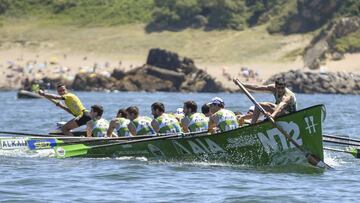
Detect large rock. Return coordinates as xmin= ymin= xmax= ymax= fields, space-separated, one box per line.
xmin=303 ymin=17 xmax=360 ymax=69
xmin=266 ymin=70 xmax=360 ymax=94
xmin=67 ymin=49 xmax=228 ymax=92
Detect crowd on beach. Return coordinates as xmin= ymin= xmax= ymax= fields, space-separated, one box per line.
xmin=1 ymin=53 xmax=136 ymax=89
xmin=222 ymin=66 xmax=263 ymax=84
xmin=39 ymin=77 xmax=297 ymax=138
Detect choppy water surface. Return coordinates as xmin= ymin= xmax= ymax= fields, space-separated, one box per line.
xmin=0 ymin=91 xmax=360 ymax=202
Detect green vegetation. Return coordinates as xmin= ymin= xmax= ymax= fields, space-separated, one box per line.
xmin=0 ymin=0 xmax=154 ymax=26
xmin=335 ymin=31 xmax=360 ymax=53
xmin=0 ymin=0 xmax=358 ymax=32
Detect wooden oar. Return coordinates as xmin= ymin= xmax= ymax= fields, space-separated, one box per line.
xmin=324 ymin=134 xmax=360 ymax=144
xmin=54 ymin=133 xmax=183 ymax=158
xmin=57 ymin=135 xmax=154 ymax=145
xmin=233 ymin=78 xmax=331 ymax=169
xmin=323 ymin=138 xmax=360 ymax=147
xmin=44 ymin=97 xmax=74 ymax=116
xmin=324 ymin=147 xmax=360 ymax=158
xmin=0 ymin=131 xmax=62 ymax=137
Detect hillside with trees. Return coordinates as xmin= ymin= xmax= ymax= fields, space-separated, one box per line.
xmin=0 ymin=0 xmax=359 ymax=69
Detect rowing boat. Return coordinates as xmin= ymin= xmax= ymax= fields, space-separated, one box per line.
xmin=54 ymin=105 xmax=326 ymax=166
xmin=0 ymin=105 xmax=326 ymax=167
xmin=17 ymin=90 xmax=43 ymax=99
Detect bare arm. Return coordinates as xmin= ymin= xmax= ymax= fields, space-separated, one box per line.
xmin=107 ymin=120 xmax=116 ymax=137
xmin=242 ymin=83 xmax=275 ymax=93
xmin=128 ymin=123 xmax=137 ymax=136
xmin=38 ymin=90 xmax=63 ymax=100
xmin=180 ymin=118 xmax=189 ymax=133
xmin=38 ymin=90 xmax=73 ymax=115
xmin=271 ymin=95 xmax=292 ymax=117
xmin=86 ymin=121 xmax=93 ymax=137
xmin=151 ymin=119 xmax=160 ymax=133
xmin=208 ymin=116 xmax=217 ymax=134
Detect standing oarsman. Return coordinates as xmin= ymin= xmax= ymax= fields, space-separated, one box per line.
xmin=126 ymin=106 xmax=155 ymax=136
xmin=238 ymin=77 xmax=297 ymax=124
xmin=151 ymin=102 xmax=182 ymax=134
xmin=86 ymin=105 xmax=109 ymax=137
xmin=208 ymin=97 xmax=238 ymax=133
xmin=181 ymin=101 xmax=208 ymax=133
xmin=39 ymin=84 xmax=91 ymax=136
xmin=107 ymin=108 xmax=131 ymax=137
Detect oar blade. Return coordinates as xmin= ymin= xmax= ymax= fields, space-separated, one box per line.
xmin=346 ymin=147 xmax=360 ymax=158
xmin=54 ymin=144 xmax=90 ymax=158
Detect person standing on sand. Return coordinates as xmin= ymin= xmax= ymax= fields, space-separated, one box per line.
xmin=236 ymin=77 xmax=297 ymax=124
xmin=39 ymin=84 xmax=91 ymax=136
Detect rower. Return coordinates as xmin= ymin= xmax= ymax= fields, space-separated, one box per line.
xmin=39 ymin=84 xmax=91 ymax=136
xmin=151 ymin=102 xmax=182 ymax=134
xmin=107 ymin=108 xmax=130 ymax=137
xmin=201 ymin=103 xmax=212 ymax=118
xmin=208 ymin=97 xmax=238 ymax=133
xmin=173 ymin=108 xmax=185 ymax=122
xmin=126 ymin=106 xmax=155 ymax=136
xmin=181 ymin=101 xmax=208 ymax=133
xmin=240 ymin=77 xmax=297 ymax=124
xmin=86 ymin=105 xmax=109 ymax=137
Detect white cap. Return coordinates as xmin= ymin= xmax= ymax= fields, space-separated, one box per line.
xmin=210 ymin=97 xmax=224 ymax=105
xmin=176 ymin=108 xmax=183 ymax=114
xmin=248 ymin=106 xmax=255 ymax=111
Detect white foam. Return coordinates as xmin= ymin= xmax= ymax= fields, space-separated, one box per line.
xmin=0 ymin=148 xmax=54 ymax=158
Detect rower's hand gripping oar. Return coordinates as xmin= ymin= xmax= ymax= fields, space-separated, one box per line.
xmin=233 ymin=78 xmax=331 ymax=169
xmin=38 ymin=90 xmax=74 ymax=116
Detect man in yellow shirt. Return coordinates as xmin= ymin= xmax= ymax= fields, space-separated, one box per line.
xmin=39 ymin=84 xmax=91 ymax=136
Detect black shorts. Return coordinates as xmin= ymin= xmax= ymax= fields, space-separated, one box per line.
xmin=75 ymin=111 xmax=91 ymax=126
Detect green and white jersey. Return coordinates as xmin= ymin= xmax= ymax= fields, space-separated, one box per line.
xmin=114 ymin=117 xmax=130 ymax=137
xmin=183 ymin=113 xmax=208 ymax=133
xmin=155 ymin=113 xmax=182 ymax=134
xmin=132 ymin=116 xmax=155 ymax=135
xmin=213 ymin=109 xmax=239 ymax=132
xmin=92 ymin=118 xmax=110 ymax=137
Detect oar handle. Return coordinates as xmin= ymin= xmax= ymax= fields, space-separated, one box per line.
xmin=39 ymin=91 xmax=74 ymax=116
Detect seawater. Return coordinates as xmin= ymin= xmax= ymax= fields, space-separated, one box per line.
xmin=0 ymin=91 xmax=360 ymax=202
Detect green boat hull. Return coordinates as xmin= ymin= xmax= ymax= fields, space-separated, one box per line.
xmin=64 ymin=105 xmax=325 ymax=166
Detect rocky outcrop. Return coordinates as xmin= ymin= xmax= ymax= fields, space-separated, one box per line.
xmin=67 ymin=48 xmax=227 ymax=92
xmin=283 ymin=0 xmax=343 ymax=34
xmin=303 ymin=17 xmax=360 ymax=69
xmin=266 ymin=69 xmax=360 ymax=94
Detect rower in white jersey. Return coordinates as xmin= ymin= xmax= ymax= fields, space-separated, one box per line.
xmin=208 ymin=97 xmax=239 ymax=133
xmin=151 ymin=102 xmax=182 ymax=134
xmin=86 ymin=105 xmax=109 ymax=137
xmin=181 ymin=100 xmax=208 ymax=133
xmin=107 ymin=108 xmax=131 ymax=137
xmin=126 ymin=106 xmax=155 ymax=136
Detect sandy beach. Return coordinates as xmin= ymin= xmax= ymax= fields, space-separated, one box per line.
xmin=1 ymin=47 xmax=359 ymax=90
